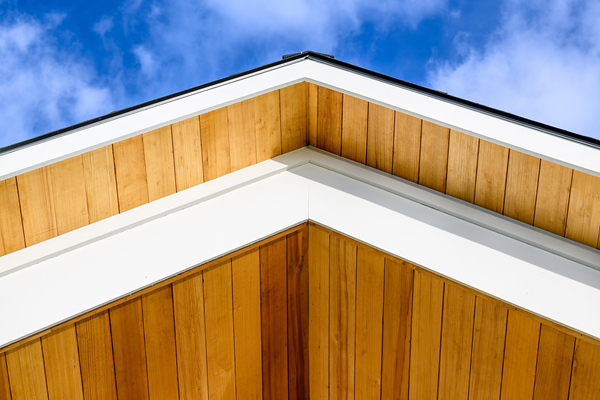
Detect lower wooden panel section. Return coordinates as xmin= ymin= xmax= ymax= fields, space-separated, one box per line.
xmin=2 ymin=223 xmax=599 ymax=400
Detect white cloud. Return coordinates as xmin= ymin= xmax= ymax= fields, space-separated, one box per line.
xmin=427 ymin=0 xmax=600 ymax=138
xmin=0 ymin=14 xmax=114 ymax=147
xmin=93 ymin=16 xmax=114 ymax=37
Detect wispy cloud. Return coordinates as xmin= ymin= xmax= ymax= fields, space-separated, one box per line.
xmin=427 ymin=0 xmax=600 ymax=138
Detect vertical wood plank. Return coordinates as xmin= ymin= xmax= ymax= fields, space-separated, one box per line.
xmin=503 ymin=150 xmax=541 ymax=224
xmin=355 ymin=246 xmax=385 ymax=400
xmin=329 ymin=236 xmax=357 ymax=400
xmin=532 ymin=325 xmax=575 ymax=400
xmin=381 ymin=259 xmax=413 ymax=400
xmin=255 ymin=91 xmax=282 ymax=163
xmin=0 ymin=177 xmax=25 ymax=256
xmin=287 ymin=227 xmax=309 ymax=400
xmin=173 ymin=272 xmax=209 ymax=400
xmin=5 ymin=340 xmax=48 ymax=400
xmin=143 ymin=126 xmax=177 ymax=202
xmin=260 ymin=237 xmax=288 ymax=400
xmin=17 ymin=166 xmax=57 ymax=246
xmin=565 ymin=170 xmax=600 ymax=247
xmin=50 ymin=155 xmax=89 ymax=234
xmin=500 ymin=311 xmax=541 ymax=400
xmin=341 ymin=94 xmax=368 ymax=164
xmin=232 ymin=249 xmax=263 ymax=400
xmin=281 ymin=82 xmax=308 ymax=153
xmin=393 ymin=112 xmax=422 ymax=183
xmin=76 ymin=311 xmax=118 ymax=400
xmin=474 ymin=140 xmax=509 ymax=213
xmin=468 ymin=297 xmax=508 ymax=400
xmin=308 ymin=225 xmax=330 ymax=400
xmin=228 ymin=98 xmax=257 ymax=171
xmin=0 ymin=353 xmax=10 ymax=400
xmin=446 ymin=130 xmax=479 ymax=203
xmin=200 ymin=107 xmax=231 ymax=181
xmin=568 ymin=338 xmax=600 ymax=400
xmin=533 ymin=160 xmax=573 ymax=236
xmin=409 ymin=270 xmax=444 ymax=400
xmin=82 ymin=146 xmax=119 ymax=223
xmin=438 ymin=285 xmax=476 ymax=400
xmin=203 ymin=261 xmax=236 ymax=400
xmin=366 ymin=103 xmax=395 ymax=174
xmin=172 ymin=116 xmax=204 ymax=191
xmin=142 ymin=285 xmax=179 ymax=399
xmin=308 ymin=83 xmax=318 ymax=147
xmin=317 ymin=87 xmax=343 ymax=155
xmin=419 ymin=120 xmax=449 ymax=192
xmin=113 ymin=136 xmax=149 ymax=212
xmin=41 ymin=324 xmax=84 ymax=400
xmin=110 ymin=297 xmax=149 ymax=400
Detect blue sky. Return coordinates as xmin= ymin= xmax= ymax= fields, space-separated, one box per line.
xmin=1 ymin=0 xmax=599 ymax=147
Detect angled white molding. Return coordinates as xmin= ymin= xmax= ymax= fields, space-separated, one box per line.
xmin=1 ymin=148 xmax=600 ymax=350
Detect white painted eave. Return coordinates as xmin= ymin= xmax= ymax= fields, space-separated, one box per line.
xmin=1 ymin=148 xmax=599 ymax=349
xmin=2 ymin=58 xmax=600 ymax=181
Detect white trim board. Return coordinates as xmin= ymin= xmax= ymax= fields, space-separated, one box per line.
xmin=1 ymin=147 xmax=599 ymax=349
xmin=2 ymin=58 xmax=600 ymax=181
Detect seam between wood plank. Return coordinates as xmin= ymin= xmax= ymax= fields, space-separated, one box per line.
xmin=378 ymin=259 xmax=387 ymax=400
xmin=466 ymin=296 xmax=477 ymax=400
xmin=562 ymin=169 xmax=574 ymax=238
xmin=38 ymin=339 xmax=51 ymax=399
xmin=140 ymin=292 xmax=151 ymax=399
xmin=417 ymin=120 xmax=423 ymax=184
xmin=14 ymin=177 xmax=27 ymax=254
xmin=201 ymin=271 xmax=211 ymax=398
xmin=497 ymin=310 xmax=510 ymax=400
xmin=107 ymin=306 xmax=119 ymax=399
xmin=530 ymin=157 xmax=543 ymax=227
xmin=500 ymin=150 xmax=511 ymax=215
xmin=229 ymin=262 xmax=239 ymax=400
xmin=169 ymin=283 xmax=182 ymax=400
xmin=435 ymin=282 xmax=446 ymax=400
xmin=530 ymin=321 xmax=543 ymax=400
xmin=565 ymin=338 xmax=577 ymax=400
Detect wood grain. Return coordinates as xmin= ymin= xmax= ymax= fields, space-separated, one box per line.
xmin=534 ymin=160 xmax=573 ymax=236
xmin=255 ymin=91 xmax=282 ymax=162
xmin=5 ymin=340 xmax=48 ymax=400
xmin=203 ymin=261 xmax=236 ymax=400
xmin=503 ymin=150 xmax=541 ymax=224
xmin=565 ymin=170 xmax=600 ymax=247
xmin=0 ymin=177 xmax=25 ymax=256
xmin=419 ymin=120 xmax=449 ymax=192
xmin=142 ymin=285 xmax=179 ymax=399
xmin=172 ymin=272 xmax=209 ymax=400
xmin=500 ymin=311 xmax=541 ymax=400
xmin=171 ymin=116 xmax=204 ymax=191
xmin=113 ymin=135 xmax=149 ymax=212
xmin=200 ymin=107 xmax=231 ymax=181
xmin=329 ymin=235 xmax=357 ymax=400
xmin=317 ymin=86 xmax=343 ymax=155
xmin=532 ymin=325 xmax=575 ymax=400
xmin=341 ymin=94 xmax=368 ymax=164
xmin=228 ymin=98 xmax=257 ymax=172
xmin=355 ymin=246 xmax=385 ymax=400
xmin=446 ymin=130 xmax=479 ymax=203
xmin=232 ymin=249 xmax=263 ymax=400
xmin=366 ymin=103 xmax=395 ymax=174
xmin=569 ymin=338 xmax=600 ymax=400
xmin=41 ymin=324 xmax=84 ymax=400
xmin=17 ymin=166 xmax=57 ymax=246
xmin=281 ymin=82 xmax=307 ymax=153
xmin=393 ymin=112 xmax=422 ymax=183
xmin=49 ymin=155 xmax=89 ymax=234
xmin=381 ymin=259 xmax=413 ymax=400
xmin=109 ymin=297 xmax=149 ymax=400
xmin=82 ymin=145 xmax=119 ymax=223
xmin=143 ymin=126 xmax=177 ymax=201
xmin=0 ymin=352 xmax=10 ymax=400
xmin=474 ymin=140 xmax=509 ymax=213
xmin=308 ymin=83 xmax=318 ymax=147
xmin=75 ymin=311 xmax=118 ymax=400
xmin=308 ymin=224 xmax=330 ymax=400
xmin=409 ymin=270 xmax=444 ymax=400
xmin=287 ymin=227 xmax=309 ymax=400
xmin=468 ymin=297 xmax=508 ymax=400
xmin=438 ymin=285 xmax=476 ymax=400
xmin=260 ymin=237 xmax=288 ymax=400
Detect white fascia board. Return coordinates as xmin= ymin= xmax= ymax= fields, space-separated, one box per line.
xmin=303 ymin=59 xmax=600 ymax=177
xmin=1 ymin=148 xmax=600 ymax=348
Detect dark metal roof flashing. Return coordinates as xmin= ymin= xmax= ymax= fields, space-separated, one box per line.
xmin=1 ymin=50 xmax=599 ymax=156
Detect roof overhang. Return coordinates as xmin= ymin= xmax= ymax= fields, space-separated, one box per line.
xmin=2 ymin=147 xmax=599 ymax=349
